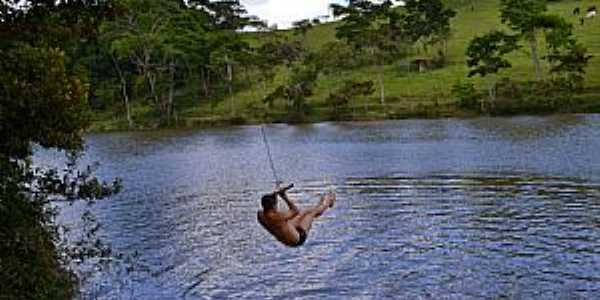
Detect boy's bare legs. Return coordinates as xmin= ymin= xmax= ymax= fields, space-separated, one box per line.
xmin=289 ymin=192 xmax=336 ymax=233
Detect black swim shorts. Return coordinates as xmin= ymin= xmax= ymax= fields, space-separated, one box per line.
xmin=293 ymin=227 xmax=307 ymax=247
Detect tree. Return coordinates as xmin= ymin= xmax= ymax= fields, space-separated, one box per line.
xmin=466 ymin=31 xmax=520 ymax=108
xmin=499 ymin=0 xmax=548 ymax=81
xmin=327 ymin=80 xmax=375 ymax=119
xmin=0 ymin=0 xmax=115 ymax=48
xmin=314 ymin=41 xmax=357 ymax=73
xmin=208 ymin=34 xmax=252 ymax=115
xmin=101 ymin=0 xmax=209 ymax=125
xmin=1 ymin=4 xmax=121 ymax=297
xmin=331 ymin=0 xmax=392 ymax=51
xmin=547 ymin=42 xmax=592 ymax=90
xmin=190 ymin=0 xmax=263 ymax=116
xmin=292 ymin=19 xmax=313 ymax=37
xmin=190 ymin=0 xmax=263 ymax=30
xmin=466 ymin=6 xmax=591 ymax=112
xmin=99 ymin=35 xmax=135 ymax=128
xmin=332 ymin=0 xmax=455 ymax=105
xmin=292 ymin=18 xmax=321 ymax=43
xmin=543 ymin=17 xmax=592 ymax=90
xmin=264 ymin=60 xmax=320 ymax=120
xmin=402 ymin=0 xmax=457 ymax=54
xmin=467 ymin=31 xmax=520 ymax=78
xmin=102 ymin=0 xmax=173 ymax=123
xmin=162 ymin=5 xmax=213 ymax=123
xmin=253 ymin=38 xmax=304 ymax=100
xmin=471 ymin=0 xmax=591 ymax=88
xmin=332 ymin=0 xmax=399 ymax=105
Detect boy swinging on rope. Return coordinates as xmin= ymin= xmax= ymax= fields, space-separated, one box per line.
xmin=257 ymin=184 xmax=336 ymax=247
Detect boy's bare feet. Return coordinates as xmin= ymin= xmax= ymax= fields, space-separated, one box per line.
xmin=326 ymin=191 xmax=336 ymax=208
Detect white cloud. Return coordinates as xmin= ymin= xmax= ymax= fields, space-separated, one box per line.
xmin=241 ymin=0 xmax=345 ymax=29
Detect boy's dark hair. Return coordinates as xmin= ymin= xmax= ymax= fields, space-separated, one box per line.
xmin=261 ymin=193 xmax=277 ymax=210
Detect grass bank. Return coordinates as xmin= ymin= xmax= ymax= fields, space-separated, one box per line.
xmin=90 ymin=0 xmax=600 ymax=132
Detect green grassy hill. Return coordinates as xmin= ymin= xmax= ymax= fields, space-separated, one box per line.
xmin=92 ymin=0 xmax=600 ymax=130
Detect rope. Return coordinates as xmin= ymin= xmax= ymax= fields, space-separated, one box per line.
xmin=260 ymin=126 xmax=281 ymax=187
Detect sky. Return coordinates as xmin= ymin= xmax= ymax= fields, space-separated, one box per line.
xmin=240 ymin=0 xmax=405 ymax=29
xmin=240 ymin=0 xmax=346 ymax=29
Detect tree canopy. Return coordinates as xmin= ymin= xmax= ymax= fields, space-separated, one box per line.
xmin=467 ymin=0 xmax=591 ymax=86
xmin=1 ymin=1 xmax=121 ymax=298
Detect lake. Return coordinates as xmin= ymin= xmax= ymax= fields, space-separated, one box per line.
xmin=47 ymin=115 xmax=600 ymax=299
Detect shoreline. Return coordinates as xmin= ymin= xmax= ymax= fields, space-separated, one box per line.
xmin=88 ymin=106 xmax=600 ymax=134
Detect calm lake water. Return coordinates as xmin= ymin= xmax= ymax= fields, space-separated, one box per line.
xmin=46 ymin=115 xmax=600 ymax=299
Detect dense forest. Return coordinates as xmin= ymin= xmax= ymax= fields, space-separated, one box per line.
xmin=0 ymin=0 xmax=597 ymax=298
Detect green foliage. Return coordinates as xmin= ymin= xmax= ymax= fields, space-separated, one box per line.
xmin=452 ymin=77 xmax=576 ymax=115
xmin=0 ymin=46 xmax=121 ymax=299
xmin=100 ymin=0 xmax=189 ymax=124
xmin=467 ymin=0 xmax=591 ymax=100
xmin=331 ymin=0 xmax=456 ymax=104
xmin=292 ymin=19 xmax=315 ymax=38
xmin=451 ymin=81 xmax=481 ymax=108
xmin=255 ymin=38 xmax=305 ymax=67
xmin=542 ymin=16 xmax=593 ymax=90
xmin=499 ymin=0 xmax=549 ymax=80
xmin=42 ymin=0 xmax=600 ymax=129
xmin=1 ymin=155 xmax=121 ymax=300
xmin=330 ymin=0 xmax=392 ymax=50
xmin=189 ymin=0 xmax=263 ymax=30
xmin=313 ymin=41 xmax=359 ymax=74
xmin=331 ymin=0 xmax=416 ymax=57
xmin=542 ymin=14 xmax=574 ymax=50
xmin=1 ymin=2 xmax=122 ymax=298
xmin=98 ymin=0 xmax=264 ymax=124
xmin=499 ymin=0 xmax=547 ymax=33
xmin=0 ymin=184 xmax=77 ymax=300
xmin=257 ymin=34 xmax=317 ymax=121
xmin=327 ymin=80 xmax=375 ymax=118
xmin=466 ymin=31 xmax=520 ymax=77
xmin=0 ymin=46 xmax=89 ymax=159
xmin=547 ymin=42 xmax=592 ymax=90
xmin=264 ymin=61 xmax=320 ymax=120
xmin=402 ymin=0 xmax=457 ymax=47
xmin=0 ymin=0 xmax=115 ymax=48
xmin=490 ymin=78 xmax=575 ymax=114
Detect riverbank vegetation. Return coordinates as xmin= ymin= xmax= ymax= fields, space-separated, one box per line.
xmin=85 ymin=0 xmax=598 ymax=131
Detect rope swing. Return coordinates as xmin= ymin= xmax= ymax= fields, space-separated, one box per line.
xmin=260 ymin=126 xmax=282 ymax=187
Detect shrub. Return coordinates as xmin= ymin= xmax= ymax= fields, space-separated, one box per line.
xmin=451 ymin=81 xmax=481 ymax=109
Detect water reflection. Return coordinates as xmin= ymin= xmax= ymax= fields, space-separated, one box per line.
xmin=466 ymin=114 xmax=588 ymax=141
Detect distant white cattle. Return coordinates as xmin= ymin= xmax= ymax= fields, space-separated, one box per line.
xmin=587 ymin=6 xmax=597 ymax=18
